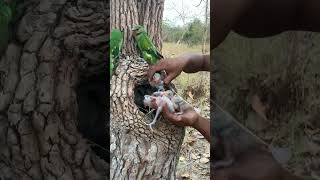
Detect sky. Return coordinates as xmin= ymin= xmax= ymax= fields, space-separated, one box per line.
xmin=163 ymin=0 xmax=209 ymax=27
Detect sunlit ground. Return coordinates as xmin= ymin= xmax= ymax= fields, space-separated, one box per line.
xmin=162 ymin=42 xmax=210 ymax=179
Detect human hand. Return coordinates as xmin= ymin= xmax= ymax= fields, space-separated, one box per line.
xmin=146 ymin=98 xmax=198 ymax=126
xmin=148 ymin=98 xmax=210 ymax=140
xmin=147 ymin=57 xmax=188 ymax=85
xmin=148 ymin=54 xmax=209 ymax=85
xmin=161 ymin=104 xmax=199 ymax=127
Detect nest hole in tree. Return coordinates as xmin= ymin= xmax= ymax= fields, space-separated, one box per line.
xmin=76 ymin=73 xmax=109 ymax=162
xmin=134 ymin=80 xmax=158 ymax=114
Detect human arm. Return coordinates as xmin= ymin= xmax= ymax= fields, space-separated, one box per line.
xmin=161 ymin=105 xmax=210 ymax=141
xmin=193 ymin=115 xmax=210 ymax=141
xmin=212 ymin=0 xmax=252 ymax=48
xmin=147 ymin=54 xmax=210 ymax=85
xmin=213 ymin=148 xmax=303 ymax=180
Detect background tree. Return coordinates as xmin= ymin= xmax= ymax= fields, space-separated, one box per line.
xmin=0 ymin=0 xmax=109 ymax=179
xmin=162 ymin=21 xmax=184 ymax=43
xmin=183 ymin=19 xmax=205 ymax=46
xmin=110 ymin=0 xmax=186 ymax=179
xmin=200 ymin=0 xmax=209 ymax=53
xmin=162 ymin=20 xmax=209 ymax=46
xmin=163 ymin=0 xmax=209 ymax=48
xmin=169 ymin=1 xmax=189 ymax=45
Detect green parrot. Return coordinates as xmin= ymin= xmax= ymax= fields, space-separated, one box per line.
xmin=110 ymin=29 xmax=123 ymax=76
xmin=132 ymin=25 xmax=163 ymax=65
xmin=0 ymin=0 xmax=13 ymax=54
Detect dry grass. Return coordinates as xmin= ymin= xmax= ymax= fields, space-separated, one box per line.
xmin=162 ymin=42 xmax=211 ymax=179
xmin=162 ymin=42 xmax=210 ymax=58
xmin=162 ymin=42 xmax=210 ymax=111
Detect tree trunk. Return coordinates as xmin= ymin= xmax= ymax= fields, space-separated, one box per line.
xmin=176 ymin=29 xmax=187 ymax=45
xmin=110 ymin=57 xmax=185 ymax=180
xmin=202 ymin=0 xmax=209 ymax=54
xmin=0 ymin=0 xmax=108 ymax=180
xmin=110 ymin=0 xmax=185 ymax=179
xmin=111 ymin=0 xmax=164 ymax=55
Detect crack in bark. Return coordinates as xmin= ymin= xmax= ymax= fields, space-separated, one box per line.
xmin=111 ymin=56 xmax=185 ymax=179
xmin=0 ymin=0 xmax=109 ymax=179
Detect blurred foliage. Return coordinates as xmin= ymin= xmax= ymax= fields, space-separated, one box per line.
xmin=162 ymin=21 xmax=184 ymax=43
xmin=183 ymin=19 xmax=205 ymax=45
xmin=162 ymin=18 xmax=209 ymax=46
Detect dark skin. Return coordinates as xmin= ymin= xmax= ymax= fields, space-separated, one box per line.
xmin=212 ymin=4 xmax=320 ymax=178
xmin=213 ymin=149 xmax=304 ymax=180
xmin=147 ymin=54 xmax=210 ymax=141
xmin=212 ymin=0 xmax=320 ymax=48
xmin=148 ymin=55 xmax=303 ymax=180
xmin=149 ymin=1 xmax=320 ymax=179
xmin=148 ymin=57 xmax=299 ymax=180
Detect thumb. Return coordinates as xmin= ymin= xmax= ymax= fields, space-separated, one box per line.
xmin=162 ymin=105 xmax=181 ymax=122
xmin=163 ymin=73 xmax=176 ymax=85
xmin=148 ymin=64 xmax=163 ymax=82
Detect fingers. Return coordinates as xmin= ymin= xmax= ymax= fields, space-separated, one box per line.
xmin=147 ymin=59 xmax=181 ymax=85
xmin=163 ymin=73 xmax=176 ymax=85
xmin=147 ymin=61 xmax=165 ymax=82
xmin=162 ymin=105 xmax=182 ymax=122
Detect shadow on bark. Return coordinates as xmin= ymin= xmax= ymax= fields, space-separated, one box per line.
xmin=76 ymin=73 xmax=109 ymax=162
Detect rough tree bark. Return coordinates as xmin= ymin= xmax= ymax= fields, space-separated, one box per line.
xmin=111 ymin=0 xmax=164 ymax=55
xmin=110 ymin=0 xmax=185 ymax=179
xmin=0 ymin=0 xmax=108 ymax=180
xmin=110 ymin=57 xmax=185 ymax=179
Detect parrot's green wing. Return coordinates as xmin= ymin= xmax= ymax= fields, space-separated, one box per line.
xmin=110 ymin=29 xmax=123 ymax=76
xmin=133 ymin=25 xmax=163 ymax=65
xmin=0 ymin=0 xmax=13 ymax=54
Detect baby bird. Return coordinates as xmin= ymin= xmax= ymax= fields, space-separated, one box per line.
xmin=143 ymin=94 xmax=175 ymax=131
xmin=149 ymin=72 xmax=165 ymax=91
